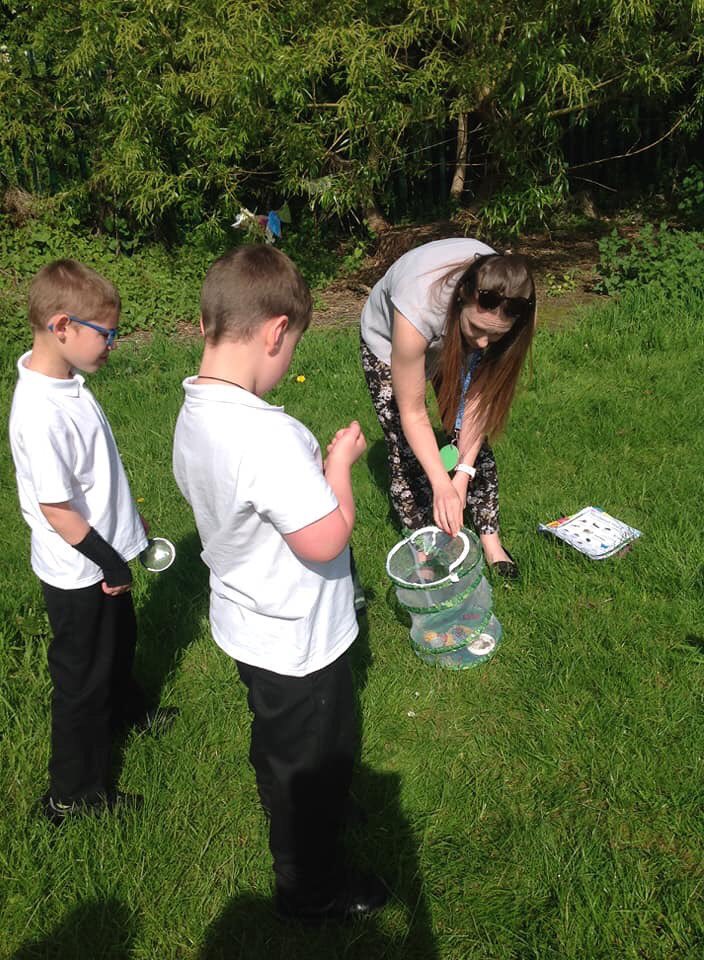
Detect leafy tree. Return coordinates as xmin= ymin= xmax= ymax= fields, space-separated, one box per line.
xmin=1 ymin=0 xmax=702 ymax=236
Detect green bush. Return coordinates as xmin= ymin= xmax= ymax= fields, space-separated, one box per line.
xmin=0 ymin=213 xmax=352 ymax=343
xmin=677 ymin=164 xmax=704 ymax=227
xmin=594 ymin=223 xmax=704 ymax=299
xmin=0 ymin=214 xmax=216 ymax=342
xmin=3 ymin=1 xmax=702 ymax=235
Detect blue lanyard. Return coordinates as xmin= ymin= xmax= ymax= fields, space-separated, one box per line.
xmin=454 ymin=350 xmax=483 ymax=434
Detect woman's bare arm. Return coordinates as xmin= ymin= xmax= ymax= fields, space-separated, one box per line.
xmin=391 ymin=311 xmax=463 ymax=534
xmin=451 ymin=387 xmax=489 ymax=501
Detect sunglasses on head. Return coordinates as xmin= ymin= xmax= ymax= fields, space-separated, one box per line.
xmin=475 ymin=289 xmax=535 ymax=322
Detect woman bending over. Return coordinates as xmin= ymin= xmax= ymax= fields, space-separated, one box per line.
xmin=360 ymin=238 xmax=536 ymax=578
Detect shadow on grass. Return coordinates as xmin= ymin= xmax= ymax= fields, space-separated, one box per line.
xmin=366 ymin=438 xmax=400 ymax=532
xmin=111 ymin=530 xmax=207 ymax=779
xmin=349 ymin=609 xmax=373 ymax=703
xmin=198 ymin=590 xmax=436 ymax=958
xmin=135 ymin=528 xmax=207 ymax=707
xmin=199 ymin=766 xmax=438 ymax=960
xmin=365 ymin=427 xmax=452 ymax=536
xmin=683 ymin=634 xmax=704 ymax=653
xmin=10 ymin=898 xmax=135 ymax=960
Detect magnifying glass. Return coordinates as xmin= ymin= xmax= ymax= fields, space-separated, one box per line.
xmin=139 ymin=537 xmax=176 ymax=573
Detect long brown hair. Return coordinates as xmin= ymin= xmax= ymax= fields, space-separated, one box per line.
xmin=435 ymin=253 xmax=536 ymax=437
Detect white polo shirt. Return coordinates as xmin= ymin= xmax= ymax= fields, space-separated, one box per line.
xmin=8 ymin=352 xmax=148 ymax=589
xmin=360 ymin=237 xmax=495 ymax=367
xmin=173 ymin=379 xmax=358 ymax=677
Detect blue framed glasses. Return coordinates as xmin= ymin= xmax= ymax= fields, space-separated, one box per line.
xmin=67 ymin=315 xmax=119 ymax=347
xmin=49 ymin=315 xmax=120 ymax=346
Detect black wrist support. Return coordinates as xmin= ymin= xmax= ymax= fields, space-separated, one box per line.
xmin=73 ymin=528 xmax=132 ymax=587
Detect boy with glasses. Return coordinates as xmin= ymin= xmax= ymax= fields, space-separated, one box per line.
xmin=8 ymin=259 xmax=161 ymax=824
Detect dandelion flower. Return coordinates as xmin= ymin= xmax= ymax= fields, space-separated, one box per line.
xmin=296 ymin=375 xmax=306 ymax=383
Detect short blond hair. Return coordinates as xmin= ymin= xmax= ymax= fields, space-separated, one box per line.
xmin=200 ymin=245 xmax=312 ymax=344
xmin=28 ymin=259 xmax=121 ymax=331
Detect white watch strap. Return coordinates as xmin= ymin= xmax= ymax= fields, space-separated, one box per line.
xmin=455 ymin=463 xmax=477 ymax=479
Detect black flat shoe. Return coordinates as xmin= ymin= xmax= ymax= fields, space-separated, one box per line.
xmin=490 ymin=549 xmax=519 ymax=580
xmin=276 ymin=872 xmax=389 ymax=924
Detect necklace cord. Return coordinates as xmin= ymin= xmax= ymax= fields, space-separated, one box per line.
xmin=197 ymin=374 xmax=248 ymax=390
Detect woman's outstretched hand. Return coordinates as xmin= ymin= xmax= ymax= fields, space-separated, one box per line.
xmin=432 ymin=477 xmax=464 ymax=537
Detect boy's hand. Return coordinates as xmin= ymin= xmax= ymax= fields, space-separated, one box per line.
xmin=102 ymin=581 xmax=131 ymax=597
xmin=325 ymin=421 xmax=367 ymax=469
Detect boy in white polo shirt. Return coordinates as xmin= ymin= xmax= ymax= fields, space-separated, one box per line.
xmin=9 ymin=259 xmax=154 ymax=825
xmin=173 ymin=245 xmax=388 ymax=923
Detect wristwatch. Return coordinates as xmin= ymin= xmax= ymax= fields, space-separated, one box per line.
xmin=455 ymin=463 xmax=477 ymax=479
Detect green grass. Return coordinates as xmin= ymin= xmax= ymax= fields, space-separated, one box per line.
xmin=1 ymin=284 xmax=703 ymax=960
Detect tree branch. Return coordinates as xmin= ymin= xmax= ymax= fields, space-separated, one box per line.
xmin=567 ymin=110 xmax=690 ymax=170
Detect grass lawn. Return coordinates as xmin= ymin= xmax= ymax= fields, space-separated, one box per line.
xmin=1 ymin=283 xmax=703 ymax=959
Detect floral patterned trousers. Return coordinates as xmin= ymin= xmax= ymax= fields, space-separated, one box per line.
xmin=361 ymin=338 xmax=500 ymax=535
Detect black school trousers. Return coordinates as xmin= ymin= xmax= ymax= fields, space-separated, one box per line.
xmin=41 ymin=580 xmax=146 ymax=803
xmin=236 ymin=649 xmax=357 ymax=903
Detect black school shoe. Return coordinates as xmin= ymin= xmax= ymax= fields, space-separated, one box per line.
xmin=352 ymin=570 xmax=366 ymax=614
xmin=276 ymin=872 xmax=389 ymax=924
xmin=40 ymin=790 xmax=143 ymax=826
